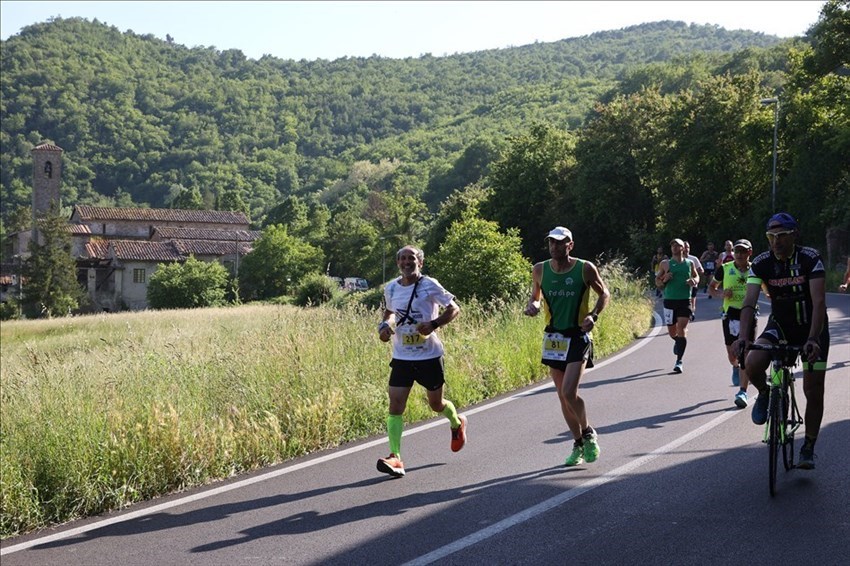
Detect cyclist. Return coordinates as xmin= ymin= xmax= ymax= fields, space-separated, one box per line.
xmin=376 ymin=245 xmax=466 ymax=478
xmin=525 ymin=226 xmax=610 ymax=467
xmin=708 ymin=239 xmax=756 ymax=406
xmin=735 ymin=213 xmax=829 ymax=470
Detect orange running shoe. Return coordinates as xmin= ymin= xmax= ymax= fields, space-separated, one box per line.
xmin=451 ymin=414 xmax=467 ymax=452
xmin=376 ymin=454 xmax=405 ymax=477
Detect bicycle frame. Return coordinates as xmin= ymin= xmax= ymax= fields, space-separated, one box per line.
xmin=745 ymin=342 xmax=804 ymax=496
xmin=762 ymin=359 xmax=803 ymax=447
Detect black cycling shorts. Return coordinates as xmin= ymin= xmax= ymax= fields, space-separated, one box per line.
xmin=759 ymin=317 xmax=830 ymax=372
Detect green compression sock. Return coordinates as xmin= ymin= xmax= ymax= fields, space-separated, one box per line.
xmin=441 ymin=401 xmax=461 ymax=428
xmin=387 ymin=414 xmax=403 ymax=456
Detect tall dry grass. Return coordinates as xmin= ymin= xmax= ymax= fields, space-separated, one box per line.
xmin=1 ymin=263 xmax=652 ymax=538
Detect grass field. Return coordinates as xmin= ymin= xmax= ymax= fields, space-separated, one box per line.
xmin=0 ymin=264 xmax=653 ymax=538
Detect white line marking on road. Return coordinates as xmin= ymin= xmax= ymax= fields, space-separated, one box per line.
xmin=2 ymin=312 xmax=665 ymax=556
xmin=402 ymin=406 xmax=743 ymax=566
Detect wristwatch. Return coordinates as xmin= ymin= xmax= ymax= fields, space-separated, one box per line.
xmin=590 ymin=312 xmax=598 ymax=322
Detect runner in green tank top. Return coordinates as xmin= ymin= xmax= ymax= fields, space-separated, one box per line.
xmin=656 ymin=238 xmax=699 ymax=373
xmin=525 ymin=226 xmax=610 ymax=467
xmin=709 ymin=239 xmax=756 ymax=408
xmin=541 ymin=259 xmax=594 ymax=330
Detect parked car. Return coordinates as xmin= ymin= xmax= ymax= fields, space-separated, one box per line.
xmin=343 ymin=277 xmax=369 ymax=292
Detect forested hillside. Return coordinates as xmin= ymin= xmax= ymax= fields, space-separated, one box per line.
xmin=1 ymin=17 xmax=782 ymax=219
xmin=2 ymin=5 xmax=847 ymax=287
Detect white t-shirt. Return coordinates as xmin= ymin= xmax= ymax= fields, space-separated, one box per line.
xmin=687 ymin=254 xmax=704 ymax=274
xmin=384 ymin=276 xmax=455 ymax=360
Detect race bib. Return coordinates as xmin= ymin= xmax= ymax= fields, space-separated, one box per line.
xmin=398 ymin=325 xmax=426 ymax=352
xmin=663 ymin=307 xmax=675 ymax=326
xmin=728 ymin=319 xmax=741 ymax=337
xmin=705 ymin=261 xmax=715 ymax=271
xmin=542 ymin=332 xmax=571 ymax=361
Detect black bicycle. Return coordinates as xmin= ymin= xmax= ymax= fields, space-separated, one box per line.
xmin=743 ymin=343 xmax=804 ymax=496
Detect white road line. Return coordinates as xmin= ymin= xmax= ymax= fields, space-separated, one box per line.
xmin=403 ymin=407 xmax=742 ymax=566
xmin=2 ymin=312 xmax=665 ymax=556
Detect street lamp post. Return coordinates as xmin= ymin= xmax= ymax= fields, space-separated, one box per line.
xmin=760 ymin=97 xmax=779 ymax=212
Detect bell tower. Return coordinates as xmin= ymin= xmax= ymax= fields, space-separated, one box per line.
xmin=32 ymin=142 xmax=63 ymax=218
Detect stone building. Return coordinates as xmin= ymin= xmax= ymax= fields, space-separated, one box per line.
xmin=1 ymin=142 xmax=260 ymax=311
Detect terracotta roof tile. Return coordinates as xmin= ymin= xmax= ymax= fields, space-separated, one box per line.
xmin=84 ymin=240 xmax=184 ymax=262
xmin=83 ymin=240 xmax=110 ymax=259
xmin=173 ymin=240 xmax=253 ymax=256
xmin=67 ymin=224 xmax=92 ymax=235
xmin=151 ymin=226 xmax=261 ymax=241
xmin=74 ymin=205 xmax=249 ymax=225
xmin=32 ymin=143 xmax=63 ymax=152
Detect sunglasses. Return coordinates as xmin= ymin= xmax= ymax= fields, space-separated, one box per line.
xmin=765 ymin=230 xmax=794 ymax=240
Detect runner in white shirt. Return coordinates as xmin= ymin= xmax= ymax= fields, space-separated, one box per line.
xmin=375 ymin=245 xmax=466 ymax=478
xmin=683 ymin=241 xmax=705 ymax=320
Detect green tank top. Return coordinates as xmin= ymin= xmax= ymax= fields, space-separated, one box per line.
xmin=720 ymin=262 xmax=749 ymax=311
xmin=663 ymin=258 xmax=693 ymax=300
xmin=542 ymin=259 xmax=592 ymax=331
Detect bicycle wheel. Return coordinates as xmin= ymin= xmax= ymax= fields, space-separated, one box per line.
xmin=768 ymin=390 xmax=780 ymax=496
xmin=781 ymin=373 xmax=795 ymax=471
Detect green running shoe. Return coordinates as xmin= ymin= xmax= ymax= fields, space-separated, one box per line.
xmin=582 ymin=430 xmax=601 ymax=463
xmin=564 ymin=441 xmax=585 ymax=467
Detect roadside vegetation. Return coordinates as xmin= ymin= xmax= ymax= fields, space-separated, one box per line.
xmin=0 ymin=261 xmax=652 ymax=538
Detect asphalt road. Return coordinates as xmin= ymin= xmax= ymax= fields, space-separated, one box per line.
xmin=3 ymin=292 xmax=848 ymax=565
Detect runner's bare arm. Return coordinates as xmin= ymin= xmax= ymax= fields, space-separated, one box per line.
xmin=525 ymin=262 xmax=544 ymax=316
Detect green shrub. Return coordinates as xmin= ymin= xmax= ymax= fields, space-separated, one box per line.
xmin=429 ymin=215 xmax=531 ymax=305
xmin=147 ymin=256 xmax=229 ymax=309
xmin=294 ymin=274 xmax=343 ymax=306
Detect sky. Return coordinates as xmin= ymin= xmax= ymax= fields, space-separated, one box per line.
xmin=0 ymin=1 xmax=825 ymax=61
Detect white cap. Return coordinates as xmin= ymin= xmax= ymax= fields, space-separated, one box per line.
xmin=546 ymin=226 xmax=572 ymax=241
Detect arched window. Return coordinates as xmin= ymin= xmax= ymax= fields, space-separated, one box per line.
xmin=44 ymin=161 xmax=53 ymax=178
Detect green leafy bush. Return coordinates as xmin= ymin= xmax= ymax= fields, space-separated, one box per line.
xmin=294 ymin=274 xmax=343 ymax=306
xmin=147 ymin=256 xmax=229 ymax=309
xmin=429 ymin=215 xmax=531 ymax=305
xmin=238 ymin=225 xmax=324 ymax=300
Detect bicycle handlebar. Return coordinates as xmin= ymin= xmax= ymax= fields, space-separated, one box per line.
xmin=745 ymin=343 xmax=804 ymax=353
xmin=739 ymin=342 xmax=804 ymax=370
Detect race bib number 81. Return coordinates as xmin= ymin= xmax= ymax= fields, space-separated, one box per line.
xmin=542 ymin=332 xmax=570 ymax=361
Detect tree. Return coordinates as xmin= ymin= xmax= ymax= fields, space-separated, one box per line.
xmin=218 ymin=188 xmax=250 ymax=217
xmin=429 ymin=214 xmax=530 ymax=304
xmin=22 ymin=208 xmax=84 ymax=317
xmin=486 ymin=123 xmax=577 ymax=261
xmin=238 ymin=225 xmax=324 ymax=299
xmin=147 ymin=256 xmax=229 ymax=309
xmin=323 ymin=209 xmax=380 ymax=281
xmin=803 ymin=0 xmax=850 ymax=77
xmin=424 ymin=182 xmax=492 ymax=256
xmin=572 ymin=90 xmax=666 ymax=262
xmin=170 ymin=186 xmax=204 ymax=210
xmin=263 ymin=195 xmax=310 ymax=234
